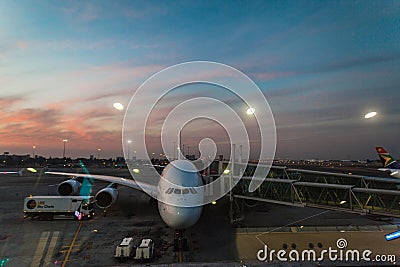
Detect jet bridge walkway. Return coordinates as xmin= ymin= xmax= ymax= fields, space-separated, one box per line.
xmin=207 ymin=161 xmax=400 ymax=223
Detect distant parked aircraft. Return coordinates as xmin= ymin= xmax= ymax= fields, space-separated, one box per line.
xmin=376 ymin=147 xmax=400 ymax=179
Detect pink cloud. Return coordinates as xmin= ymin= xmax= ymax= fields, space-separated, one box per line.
xmin=0 ymin=104 xmax=123 ymax=157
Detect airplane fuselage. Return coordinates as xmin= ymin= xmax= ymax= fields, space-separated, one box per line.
xmin=157 ymin=160 xmax=204 ymax=229
xmin=378 ymin=168 xmax=400 ymax=179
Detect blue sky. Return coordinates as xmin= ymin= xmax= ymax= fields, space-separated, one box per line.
xmin=0 ymin=1 xmax=399 ymax=159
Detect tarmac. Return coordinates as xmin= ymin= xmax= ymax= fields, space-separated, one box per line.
xmin=1 ymin=168 xmax=400 ymax=266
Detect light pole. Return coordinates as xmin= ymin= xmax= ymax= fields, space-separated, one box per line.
xmin=62 ymin=139 xmax=68 ymax=158
xmin=32 ymin=145 xmax=36 ymax=158
xmin=97 ymin=148 xmax=101 ymax=159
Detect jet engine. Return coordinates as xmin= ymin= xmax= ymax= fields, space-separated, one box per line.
xmin=95 ymin=184 xmax=118 ymax=209
xmin=58 ymin=179 xmax=81 ymax=196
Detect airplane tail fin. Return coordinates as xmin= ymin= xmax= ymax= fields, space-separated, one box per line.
xmin=376 ymin=147 xmax=400 ymax=169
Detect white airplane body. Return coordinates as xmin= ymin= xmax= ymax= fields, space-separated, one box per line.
xmin=378 ymin=168 xmax=400 ymax=179
xmin=47 ymin=160 xmax=204 ymax=230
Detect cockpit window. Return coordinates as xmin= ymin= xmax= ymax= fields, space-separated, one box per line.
xmin=165 ymin=188 xmax=174 ymax=194
xmin=174 ymin=188 xmax=181 ymax=194
xmin=182 ymin=189 xmax=189 ymax=194
xmin=189 ymin=188 xmax=197 ymax=194
xmin=165 ymin=187 xmax=197 ymax=194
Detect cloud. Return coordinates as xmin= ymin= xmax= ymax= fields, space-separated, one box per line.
xmin=0 ymin=60 xmax=167 ymax=157
xmin=122 ymin=2 xmax=168 ymax=19
xmin=248 ymin=71 xmax=294 ymax=81
xmin=57 ymin=1 xmax=169 ymax=22
xmin=0 ymin=104 xmax=123 ymax=156
xmin=59 ymin=2 xmax=101 ymax=22
xmin=0 ymin=96 xmax=24 ymax=108
xmin=308 ymin=53 xmax=400 ymax=74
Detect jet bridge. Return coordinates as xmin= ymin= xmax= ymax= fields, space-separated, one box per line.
xmin=206 ymin=161 xmax=400 ymax=223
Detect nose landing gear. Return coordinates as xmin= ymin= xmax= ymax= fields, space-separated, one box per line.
xmin=173 ymin=229 xmax=188 ymax=252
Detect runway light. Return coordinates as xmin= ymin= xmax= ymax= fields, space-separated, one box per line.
xmin=364 ymin=111 xmax=377 ymax=119
xmin=223 ymin=169 xmax=230 ymax=175
xmin=113 ymin=102 xmax=124 ymax=111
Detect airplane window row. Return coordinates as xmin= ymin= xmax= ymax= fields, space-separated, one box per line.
xmin=165 ymin=187 xmax=197 ymax=194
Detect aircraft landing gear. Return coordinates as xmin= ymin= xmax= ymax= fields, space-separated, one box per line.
xmin=173 ymin=229 xmax=189 ymax=252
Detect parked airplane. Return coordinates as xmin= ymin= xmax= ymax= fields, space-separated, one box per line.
xmin=376 ymin=147 xmax=400 ymax=179
xmin=46 ymin=159 xmax=204 ymax=250
xmin=44 ymin=147 xmax=400 ymax=248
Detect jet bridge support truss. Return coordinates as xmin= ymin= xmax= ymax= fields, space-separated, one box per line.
xmin=213 ymin=162 xmax=400 ymax=222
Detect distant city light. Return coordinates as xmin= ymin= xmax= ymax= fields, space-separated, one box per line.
xmin=246 ymin=107 xmax=255 ymax=115
xmin=364 ymin=111 xmax=377 ymax=119
xmin=113 ymin=102 xmax=124 ymax=110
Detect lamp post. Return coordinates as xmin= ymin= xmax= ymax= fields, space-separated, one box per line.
xmin=97 ymin=148 xmax=101 ymax=159
xmin=32 ymin=145 xmax=36 ymax=158
xmin=62 ymin=139 xmax=68 ymax=158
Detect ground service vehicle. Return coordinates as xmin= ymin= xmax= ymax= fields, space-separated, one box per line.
xmin=134 ymin=238 xmax=154 ymax=261
xmin=23 ymin=195 xmax=95 ymax=220
xmin=114 ymin=237 xmax=135 ymax=262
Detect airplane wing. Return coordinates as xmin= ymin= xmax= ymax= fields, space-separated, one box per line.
xmin=45 ymin=171 xmax=159 ymax=199
xmin=1 ymin=169 xmax=23 ymax=176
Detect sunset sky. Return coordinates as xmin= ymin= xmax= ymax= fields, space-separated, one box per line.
xmin=1 ymin=1 xmax=399 ymax=160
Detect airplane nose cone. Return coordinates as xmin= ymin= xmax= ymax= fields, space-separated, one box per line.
xmin=172 ymin=207 xmax=201 ymax=229
xmin=160 ymin=204 xmax=202 ymax=229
